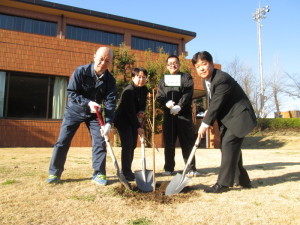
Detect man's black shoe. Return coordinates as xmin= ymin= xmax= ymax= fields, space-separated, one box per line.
xmin=241 ymin=183 xmax=253 ymax=189
xmin=124 ymin=173 xmax=135 ymax=181
xmin=204 ymin=183 xmax=229 ymax=193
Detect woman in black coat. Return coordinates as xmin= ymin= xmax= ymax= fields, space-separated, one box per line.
xmin=113 ymin=68 xmax=148 ymax=181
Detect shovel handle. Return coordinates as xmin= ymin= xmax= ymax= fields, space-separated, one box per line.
xmin=140 ymin=136 xmax=146 ymax=168
xmin=95 ymin=106 xmax=105 ymax=126
xmin=182 ymin=136 xmax=201 ymax=176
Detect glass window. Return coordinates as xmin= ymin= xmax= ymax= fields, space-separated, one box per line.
xmin=2 ymin=72 xmax=68 ymax=119
xmin=66 ymin=25 xmax=123 ymax=46
xmin=0 ymin=72 xmax=6 ymax=117
xmin=131 ymin=36 xmax=178 ymax=55
xmin=7 ymin=73 xmax=50 ymax=118
xmin=0 ymin=13 xmax=57 ymax=36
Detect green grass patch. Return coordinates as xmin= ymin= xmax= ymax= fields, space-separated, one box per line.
xmin=127 ymin=218 xmax=152 ymax=225
xmin=2 ymin=179 xmax=17 ymax=185
xmin=70 ymin=195 xmax=96 ymax=201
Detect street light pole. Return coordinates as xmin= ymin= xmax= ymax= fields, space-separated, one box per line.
xmin=252 ymin=4 xmax=270 ymax=118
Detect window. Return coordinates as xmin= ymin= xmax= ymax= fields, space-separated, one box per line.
xmin=131 ymin=36 xmax=178 ymax=55
xmin=0 ymin=72 xmax=68 ymax=119
xmin=0 ymin=13 xmax=57 ymax=36
xmin=66 ymin=25 xmax=123 ymax=46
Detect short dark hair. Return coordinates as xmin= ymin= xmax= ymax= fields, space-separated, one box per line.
xmin=166 ymin=55 xmax=180 ymax=64
xmin=191 ymin=51 xmax=213 ymax=65
xmin=131 ymin=67 xmax=148 ymax=77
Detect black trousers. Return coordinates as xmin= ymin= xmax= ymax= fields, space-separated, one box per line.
xmin=163 ymin=114 xmax=196 ymax=172
xmin=117 ymin=125 xmax=138 ymax=175
xmin=218 ymin=126 xmax=251 ymax=187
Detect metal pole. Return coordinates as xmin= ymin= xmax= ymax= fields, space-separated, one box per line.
xmin=257 ymin=17 xmax=265 ymax=118
xmin=152 ymin=89 xmax=156 ymax=192
xmin=253 ymin=5 xmax=270 ymax=118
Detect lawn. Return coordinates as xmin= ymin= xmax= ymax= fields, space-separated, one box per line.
xmin=0 ymin=136 xmax=300 ymax=224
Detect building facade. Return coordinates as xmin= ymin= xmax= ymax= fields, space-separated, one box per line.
xmin=0 ymin=0 xmax=220 ymax=148
xmin=275 ymin=110 xmax=300 ymax=118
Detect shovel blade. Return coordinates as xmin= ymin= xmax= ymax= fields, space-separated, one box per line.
xmin=117 ymin=171 xmax=131 ymax=190
xmin=165 ymin=173 xmax=191 ymax=196
xmin=134 ymin=170 xmax=153 ymax=192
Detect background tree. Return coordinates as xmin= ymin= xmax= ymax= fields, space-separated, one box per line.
xmin=112 ymin=43 xmax=136 ymax=84
xmin=143 ymin=48 xmax=168 ymax=90
xmin=283 ymin=72 xmax=300 ymax=98
xmin=224 ymin=57 xmax=262 ymax=116
xmin=266 ymin=57 xmax=283 ymax=118
xmin=142 ymin=48 xmax=168 ymax=144
xmin=178 ymin=52 xmax=191 ymax=74
xmin=111 ymin=43 xmax=136 ymax=146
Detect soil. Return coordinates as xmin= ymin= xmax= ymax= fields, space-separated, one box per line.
xmin=113 ymin=181 xmax=195 ymax=205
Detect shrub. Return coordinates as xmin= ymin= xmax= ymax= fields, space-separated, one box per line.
xmin=255 ymin=118 xmax=300 ymax=131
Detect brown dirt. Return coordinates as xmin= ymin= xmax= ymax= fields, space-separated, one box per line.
xmin=113 ymin=181 xmax=195 ymax=205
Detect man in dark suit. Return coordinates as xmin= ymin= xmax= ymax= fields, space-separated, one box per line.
xmin=192 ymin=51 xmax=257 ymax=193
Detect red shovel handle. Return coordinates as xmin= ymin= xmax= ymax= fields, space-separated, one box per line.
xmin=94 ymin=106 xmax=104 ymax=126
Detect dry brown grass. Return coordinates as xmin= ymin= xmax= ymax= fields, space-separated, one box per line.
xmin=0 ymin=135 xmax=300 ymax=225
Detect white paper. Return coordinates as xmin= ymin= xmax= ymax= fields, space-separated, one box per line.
xmin=164 ymin=74 xmax=181 ymax=87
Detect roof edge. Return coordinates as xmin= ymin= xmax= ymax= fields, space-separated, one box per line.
xmin=10 ymin=0 xmax=196 ymax=38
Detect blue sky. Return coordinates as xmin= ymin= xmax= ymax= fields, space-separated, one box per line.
xmin=49 ymin=0 xmax=299 ymax=113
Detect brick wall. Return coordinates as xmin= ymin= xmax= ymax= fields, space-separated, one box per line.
xmin=0 ymin=29 xmax=99 ymax=76
xmin=0 ymin=119 xmax=164 ymax=148
xmin=0 ymin=119 xmax=88 ymax=147
xmin=0 ymin=5 xmax=221 ymax=148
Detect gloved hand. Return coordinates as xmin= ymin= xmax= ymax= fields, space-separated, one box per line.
xmin=100 ymin=123 xmax=111 ymax=137
xmin=170 ymin=105 xmax=181 ymax=115
xmin=138 ymin=128 xmax=145 ymax=137
xmin=165 ymin=100 xmax=175 ymax=109
xmin=88 ymin=101 xmax=101 ymax=113
xmin=137 ymin=111 xmax=145 ymax=124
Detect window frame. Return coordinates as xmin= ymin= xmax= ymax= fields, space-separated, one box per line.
xmin=131 ymin=36 xmax=178 ymax=55
xmin=2 ymin=71 xmax=68 ymax=120
xmin=0 ymin=13 xmax=57 ymax=37
xmin=66 ymin=24 xmax=124 ymax=46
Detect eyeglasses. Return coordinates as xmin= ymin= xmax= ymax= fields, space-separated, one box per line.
xmin=167 ymin=62 xmax=179 ymax=67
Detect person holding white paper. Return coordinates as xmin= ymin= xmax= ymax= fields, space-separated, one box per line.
xmin=157 ymin=55 xmax=199 ymax=176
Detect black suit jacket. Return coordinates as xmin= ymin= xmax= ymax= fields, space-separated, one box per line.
xmin=203 ymin=69 xmax=257 ymax=138
xmin=113 ymin=82 xmax=148 ymax=129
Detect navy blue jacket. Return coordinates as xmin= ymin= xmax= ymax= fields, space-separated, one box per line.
xmin=66 ymin=63 xmax=117 ymax=123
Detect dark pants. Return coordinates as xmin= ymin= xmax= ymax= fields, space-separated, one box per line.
xmin=218 ymin=127 xmax=250 ymax=187
xmin=48 ymin=111 xmax=106 ymax=177
xmin=117 ymin=125 xmax=138 ymax=175
xmin=163 ymin=114 xmax=196 ymax=172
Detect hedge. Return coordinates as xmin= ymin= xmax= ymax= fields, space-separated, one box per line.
xmin=255 ymin=118 xmax=300 ymax=131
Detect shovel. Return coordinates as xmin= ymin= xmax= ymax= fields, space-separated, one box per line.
xmin=165 ymin=136 xmax=201 ymax=196
xmin=95 ymin=107 xmax=131 ymax=190
xmin=135 ymin=136 xmax=153 ymax=192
